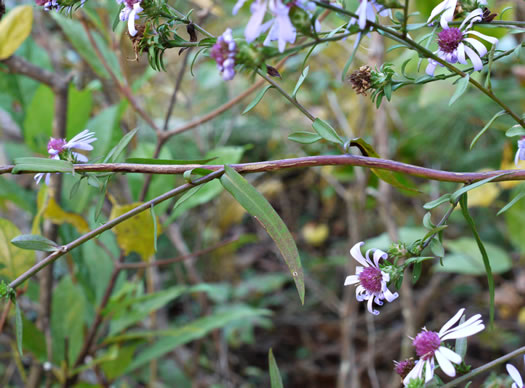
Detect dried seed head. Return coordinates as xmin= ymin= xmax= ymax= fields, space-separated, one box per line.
xmin=130 ymin=25 xmax=146 ymax=61
xmin=349 ymin=65 xmax=372 ymax=96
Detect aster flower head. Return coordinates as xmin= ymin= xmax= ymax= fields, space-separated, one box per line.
xmin=515 ymin=136 xmax=525 ymax=167
xmin=344 ymin=241 xmax=399 ymax=315
xmin=233 ymin=0 xmax=318 ymax=53
xmin=403 ymin=308 xmax=485 ymax=386
xmin=426 ymin=9 xmax=498 ymax=76
xmin=34 ymin=130 xmax=97 ymax=185
xmin=116 ymin=0 xmax=143 ymax=36
xmin=394 ymin=359 xmax=416 ymax=380
xmin=427 ymin=0 xmax=457 ymax=28
xmin=211 ymin=29 xmax=238 ymax=81
xmin=506 ymin=356 xmax=524 ymax=388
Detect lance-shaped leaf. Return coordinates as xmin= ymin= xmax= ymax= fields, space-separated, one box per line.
xmin=269 ymin=349 xmax=284 ymax=388
xmin=0 ymin=6 xmax=33 ymax=60
xmin=11 ymin=234 xmax=58 ymax=252
xmin=220 ymin=166 xmax=305 ymax=304
xmin=12 ymin=157 xmax=74 ymax=174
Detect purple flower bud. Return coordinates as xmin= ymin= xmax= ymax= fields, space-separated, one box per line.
xmin=211 ymin=29 xmax=237 ymax=81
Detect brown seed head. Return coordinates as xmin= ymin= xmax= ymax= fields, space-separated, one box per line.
xmin=349 ymin=65 xmax=372 ymax=96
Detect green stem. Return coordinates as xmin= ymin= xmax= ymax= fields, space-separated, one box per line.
xmin=441 ymin=345 xmax=525 ymax=388
xmin=402 ymin=0 xmax=409 ymax=38
xmin=256 ymin=69 xmax=316 ymax=122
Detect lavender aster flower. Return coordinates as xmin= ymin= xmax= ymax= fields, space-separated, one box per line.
xmin=515 ymin=136 xmax=525 ymax=167
xmin=210 ymin=29 xmax=237 ymax=81
xmin=506 ymin=356 xmax=524 ymax=388
xmin=233 ymin=0 xmax=317 ymax=52
xmin=116 ymin=0 xmax=143 ymax=36
xmin=348 ymin=0 xmax=390 ymax=31
xmin=426 ymin=9 xmax=498 ymax=76
xmin=344 ymin=241 xmax=399 ymax=315
xmin=35 ymin=130 xmax=97 ymax=185
xmin=403 ymin=308 xmax=485 ymax=386
xmin=427 ymin=0 xmax=457 ymax=28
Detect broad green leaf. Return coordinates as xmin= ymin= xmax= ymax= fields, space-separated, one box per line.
xmin=350 ymin=137 xmax=419 ymax=193
xmin=242 ymin=85 xmax=273 ymax=115
xmin=11 ymin=234 xmax=58 ymax=252
xmin=470 ymin=110 xmax=506 ymax=149
xmin=288 ymin=131 xmax=322 ymax=144
xmin=15 ymin=301 xmax=23 ymax=356
xmin=51 ymin=277 xmax=87 ymax=364
xmin=220 ymin=166 xmax=304 ymax=304
xmin=312 ymin=118 xmax=344 ymax=145
xmin=66 ymin=86 xmax=93 ymax=141
xmin=12 ymin=157 xmax=74 ymax=174
xmin=122 ymin=306 xmax=271 ymax=373
xmin=23 ymin=85 xmax=54 ymax=152
xmin=423 ymin=193 xmax=452 ymax=210
xmin=450 ymin=173 xmax=509 ymax=203
xmin=506 ymin=125 xmax=525 ymax=137
xmin=292 ymin=66 xmax=309 ymax=98
xmin=449 ymin=74 xmax=469 ymax=106
xmin=459 ymin=194 xmax=495 ymax=325
xmin=269 ymin=349 xmax=284 ymax=388
xmin=0 ymin=6 xmax=33 ymax=60
xmin=0 ymin=218 xmax=35 ymax=280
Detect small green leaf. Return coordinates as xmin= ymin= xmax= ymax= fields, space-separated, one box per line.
xmin=292 ymin=66 xmax=309 ymax=99
xmin=312 ymin=118 xmax=344 ymax=145
xmin=451 ymin=173 xmax=509 ymax=203
xmin=423 ymin=194 xmax=452 ymax=210
xmin=269 ymin=349 xmax=284 ymax=388
xmin=11 ymin=234 xmax=59 ymax=252
xmin=497 ymin=185 xmax=525 ymax=215
xmin=459 ymin=193 xmax=495 ymax=326
xmin=104 ymin=128 xmax=138 ymax=163
xmin=449 ymin=74 xmax=469 ymax=106
xmin=505 ymin=125 xmax=525 ymax=137
xmin=242 ymin=85 xmax=273 ymax=115
xmin=287 ymin=131 xmax=322 ymax=144
xmin=220 ymin=166 xmax=304 ymax=304
xmin=15 ymin=301 xmax=23 ymax=356
xmin=430 ymin=238 xmax=444 ymax=258
xmin=12 ymin=158 xmax=74 ymax=174
xmin=470 ymin=110 xmax=506 ymax=149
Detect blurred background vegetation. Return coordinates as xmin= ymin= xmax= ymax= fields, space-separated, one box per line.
xmin=0 ymin=0 xmax=524 ymax=386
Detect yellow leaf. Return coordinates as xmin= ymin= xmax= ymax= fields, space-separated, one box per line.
xmin=43 ymin=197 xmax=90 ymax=234
xmin=499 ymin=142 xmax=525 ymax=190
xmin=0 ymin=6 xmax=33 ymax=60
xmin=0 ymin=218 xmax=35 ymax=280
xmin=302 ymin=223 xmax=329 ymax=247
xmin=110 ymin=201 xmax=161 ymax=261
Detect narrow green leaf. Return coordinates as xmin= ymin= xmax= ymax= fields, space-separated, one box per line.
xmin=449 ymin=74 xmax=469 ymax=106
xmin=287 ymin=131 xmax=322 ymax=144
xmin=451 ymin=173 xmax=509 ymax=203
xmin=15 ymin=301 xmax=23 ymax=356
xmin=220 ymin=166 xmax=304 ymax=304
xmin=497 ymin=187 xmax=525 ymax=215
xmin=12 ymin=158 xmax=74 ymax=174
xmin=11 ymin=234 xmax=58 ymax=252
xmin=312 ymin=118 xmax=344 ymax=145
xmin=459 ymin=193 xmax=494 ymax=326
xmin=505 ymin=125 xmax=525 ymax=137
xmin=269 ymin=349 xmax=284 ymax=388
xmin=341 ymin=34 xmax=363 ymax=81
xmin=412 ymin=261 xmax=422 ymax=284
xmin=423 ymin=193 xmax=452 ymax=210
xmin=470 ymin=110 xmax=506 ymax=149
xmin=104 ymin=128 xmax=138 ymax=163
xmin=126 ymin=157 xmax=216 ymax=165
xmin=292 ymin=66 xmax=309 ymax=99
xmin=242 ymin=85 xmax=273 ymax=115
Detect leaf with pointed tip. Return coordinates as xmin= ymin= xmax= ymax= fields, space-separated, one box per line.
xmin=269 ymin=349 xmax=284 ymax=388
xmin=242 ymin=85 xmax=273 ymax=115
xmin=220 ymin=166 xmax=304 ymax=304
xmin=11 ymin=234 xmax=58 ymax=252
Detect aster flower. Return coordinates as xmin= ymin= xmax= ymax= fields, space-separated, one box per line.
xmin=210 ymin=29 xmax=237 ymax=81
xmin=426 ymin=9 xmax=498 ymax=76
xmin=515 ymin=136 xmax=525 ymax=167
xmin=36 ymin=0 xmax=85 ymax=13
xmin=506 ymin=356 xmax=524 ymax=388
xmin=348 ymin=0 xmax=390 ymax=31
xmin=34 ymin=130 xmax=97 ymax=185
xmin=233 ymin=0 xmax=317 ymax=53
xmin=427 ymin=0 xmax=457 ymax=28
xmin=344 ymin=241 xmax=399 ymax=315
xmin=403 ymin=308 xmax=485 ymax=386
xmin=116 ymin=0 xmax=143 ymax=37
